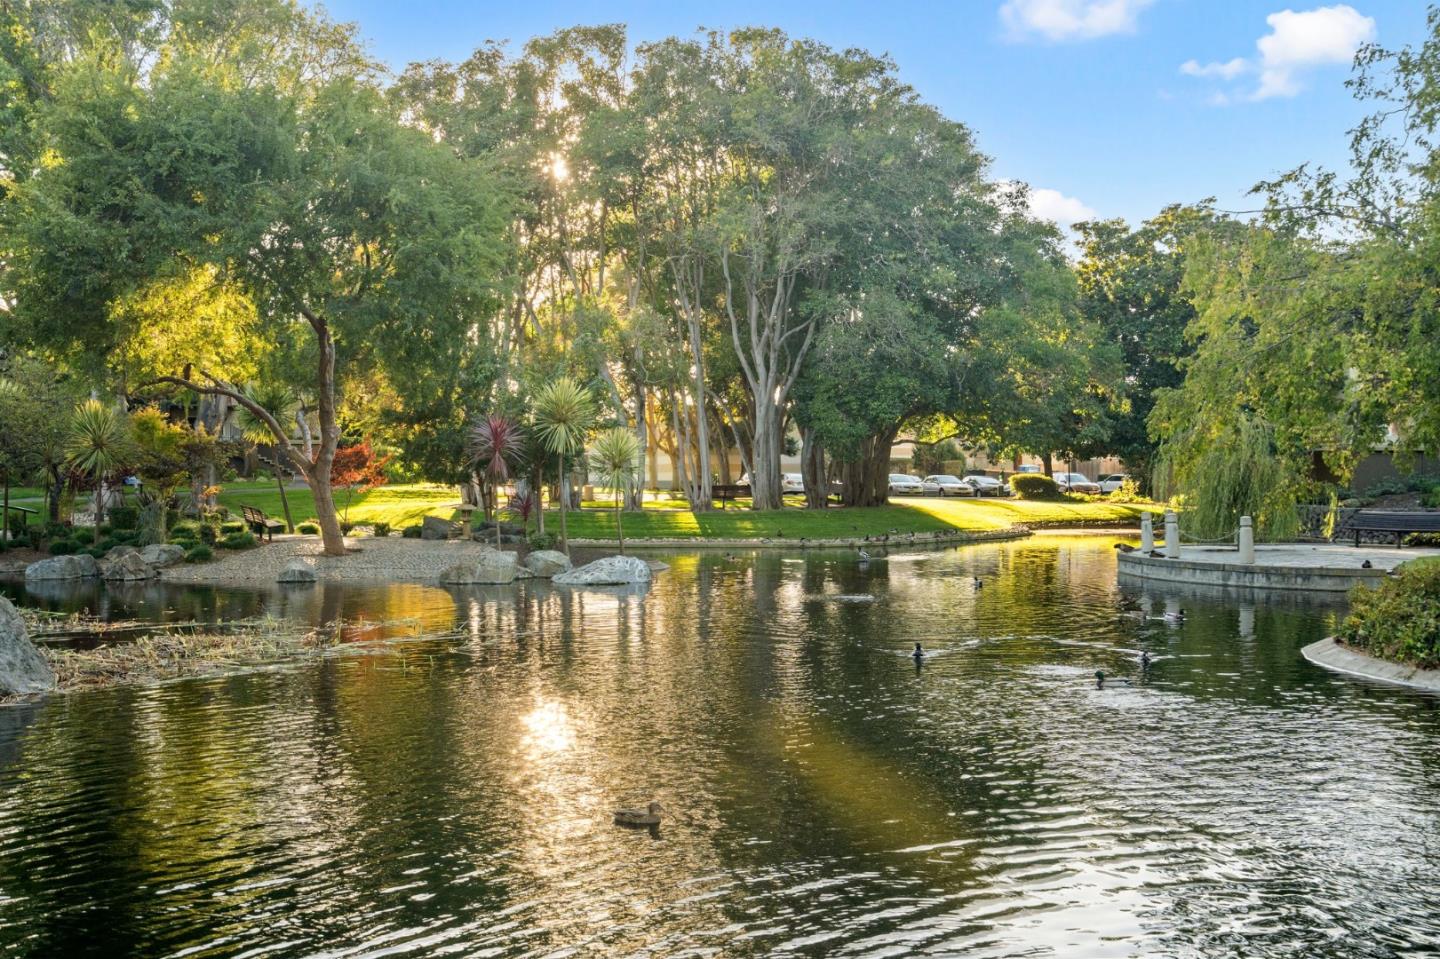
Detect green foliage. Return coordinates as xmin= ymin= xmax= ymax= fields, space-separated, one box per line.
xmin=1154 ymin=414 xmax=1299 ymax=541
xmin=219 ymin=530 xmax=258 ymax=550
xmin=185 ymin=545 xmax=214 ymax=563
xmin=108 ymin=506 xmax=139 ymax=530
xmin=220 ymin=520 xmax=246 ymax=535
xmin=298 ymin=522 xmax=320 ymax=535
xmin=372 ymin=522 xmax=391 ymax=537
xmin=1424 ymin=486 xmax=1440 ymax=509
xmin=527 ymin=531 xmax=559 ymax=551
xmin=401 ymin=524 xmax=422 ymax=538
xmin=1338 ymin=562 xmax=1440 ymax=668
xmin=48 ymin=539 xmax=78 ymax=556
xmin=1010 ymin=474 xmax=1061 ymax=500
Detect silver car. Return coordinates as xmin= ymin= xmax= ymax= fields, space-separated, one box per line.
xmin=888 ymin=473 xmax=925 ymax=495
xmin=1098 ymin=473 xmax=1129 ymax=494
xmin=922 ymin=474 xmax=976 ymax=497
xmin=962 ymin=474 xmax=1011 ymax=497
xmin=1053 ymin=472 xmax=1101 ymax=494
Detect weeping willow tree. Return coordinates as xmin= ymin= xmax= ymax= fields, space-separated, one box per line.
xmin=1153 ymin=414 xmax=1301 ymax=541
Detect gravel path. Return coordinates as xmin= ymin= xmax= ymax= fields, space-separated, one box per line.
xmin=159 ymin=536 xmax=506 ymax=585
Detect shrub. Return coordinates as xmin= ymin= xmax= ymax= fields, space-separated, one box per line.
xmin=339 ymin=520 xmax=355 ymax=535
xmin=401 ymin=524 xmax=422 ymax=539
xmin=43 ymin=520 xmax=70 ymax=539
xmin=1010 ymin=474 xmax=1061 ymax=500
xmin=184 ymin=544 xmax=214 ymax=563
xmin=199 ymin=524 xmax=219 ymax=545
xmin=372 ymin=522 xmax=391 ymax=537
xmin=298 ymin=521 xmax=320 ymax=535
xmin=48 ymin=539 xmax=78 ymax=555
xmin=1423 ymin=484 xmax=1440 ymax=509
xmin=95 ymin=537 xmax=119 ymax=553
xmin=1338 ymin=561 xmax=1440 ymax=668
xmin=25 ymin=529 xmax=43 ymax=550
xmin=219 ymin=530 xmax=258 ymax=550
xmin=83 ymin=546 xmax=107 ymax=558
xmin=528 ymin=531 xmax=559 ymax=551
xmin=220 ymin=520 xmax=246 ymax=535
xmin=108 ymin=505 xmax=139 ymax=530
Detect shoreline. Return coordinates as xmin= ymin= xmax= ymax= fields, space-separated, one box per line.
xmin=1301 ymin=637 xmax=1440 ymax=692
xmin=569 ymin=525 xmax=1033 ymax=550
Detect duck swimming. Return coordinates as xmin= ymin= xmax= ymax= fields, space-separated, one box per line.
xmin=912 ymin=642 xmax=925 ymax=661
xmin=613 ymin=801 xmax=664 ymax=827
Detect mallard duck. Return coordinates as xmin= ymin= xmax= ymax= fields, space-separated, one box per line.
xmin=614 ymin=801 xmax=664 ymax=827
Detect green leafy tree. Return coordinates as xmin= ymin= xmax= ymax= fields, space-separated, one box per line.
xmin=589 ymin=427 xmax=640 ymax=553
xmin=234 ymin=384 xmax=299 ymax=533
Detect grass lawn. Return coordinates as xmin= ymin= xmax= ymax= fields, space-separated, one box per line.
xmin=217 ymin=481 xmax=462 ymax=529
xmin=558 ymin=497 xmax=1159 ymax=541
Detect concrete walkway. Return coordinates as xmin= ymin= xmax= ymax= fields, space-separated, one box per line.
xmin=1118 ymin=542 xmax=1439 ymax=592
xmin=1303 ymin=638 xmax=1440 ymax=692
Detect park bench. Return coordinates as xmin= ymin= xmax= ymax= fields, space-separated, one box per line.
xmin=240 ymin=505 xmax=286 ymax=542
xmin=2 ymin=504 xmax=35 ymax=541
xmin=1345 ymin=509 xmax=1440 ymax=547
xmin=712 ymin=484 xmax=750 ymax=509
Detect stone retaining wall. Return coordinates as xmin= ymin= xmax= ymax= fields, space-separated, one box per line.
xmin=1117 ymin=550 xmax=1385 ymax=593
xmin=1302 ymin=637 xmax=1440 ymax=692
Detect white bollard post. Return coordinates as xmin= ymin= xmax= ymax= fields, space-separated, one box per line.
xmin=1140 ymin=512 xmax=1154 ymax=552
xmin=1164 ymin=510 xmax=1181 ymax=559
xmin=1238 ymin=515 xmax=1255 ymax=565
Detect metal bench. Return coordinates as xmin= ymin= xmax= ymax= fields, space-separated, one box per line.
xmin=1346 ymin=509 xmax=1440 ymax=547
xmin=712 ymin=484 xmax=750 ymax=509
xmin=240 ymin=504 xmax=286 ymax=542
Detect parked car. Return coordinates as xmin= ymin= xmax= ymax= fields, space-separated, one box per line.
xmin=1052 ymin=472 xmax=1101 ymax=494
xmin=888 ymin=473 xmax=925 ymax=496
xmin=782 ymin=473 xmax=805 ymax=494
xmin=1098 ymin=473 xmax=1129 ymax=494
xmin=922 ymin=474 xmax=976 ymax=497
xmin=1016 ymin=464 xmax=1043 ymax=474
xmin=962 ymin=473 xmax=1011 ymax=497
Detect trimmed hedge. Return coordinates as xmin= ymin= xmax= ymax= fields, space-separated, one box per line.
xmin=1338 ymin=561 xmax=1440 ymax=668
xmin=297 ymin=522 xmax=320 ymax=535
xmin=372 ymin=522 xmax=391 ymax=537
xmin=1010 ymin=474 xmax=1061 ymax=500
xmin=108 ymin=506 xmax=139 ymax=530
xmin=48 ymin=539 xmax=79 ymax=556
xmin=184 ymin=544 xmax=214 ymax=563
xmin=219 ymin=530 xmax=258 ymax=550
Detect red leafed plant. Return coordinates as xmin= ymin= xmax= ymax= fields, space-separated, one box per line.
xmin=330 ymin=439 xmax=392 ymax=522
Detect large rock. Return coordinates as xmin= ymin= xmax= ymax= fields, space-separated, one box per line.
xmin=278 ymin=560 xmax=317 ymax=584
xmin=102 ymin=552 xmax=157 ymax=581
xmin=422 ymin=516 xmax=454 ymax=541
xmin=24 ymin=554 xmax=99 ymax=582
xmin=139 ymin=544 xmax=186 ymax=568
xmin=553 ymin=555 xmax=652 ymax=587
xmin=524 ymin=550 xmax=572 ymax=578
xmin=439 ymin=551 xmax=518 ymax=585
xmin=105 ymin=545 xmax=139 ymax=561
xmin=0 ymin=597 xmax=56 ymax=695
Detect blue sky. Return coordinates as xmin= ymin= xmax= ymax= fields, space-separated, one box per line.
xmin=326 ymin=0 xmax=1429 ymax=231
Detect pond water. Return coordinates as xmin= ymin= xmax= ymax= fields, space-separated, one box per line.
xmin=1 ymin=534 xmax=1437 ymax=958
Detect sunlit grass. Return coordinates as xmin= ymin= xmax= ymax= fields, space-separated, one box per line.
xmin=217 ymin=481 xmax=461 ymax=528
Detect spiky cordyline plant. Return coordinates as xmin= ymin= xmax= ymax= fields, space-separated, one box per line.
xmin=66 ymin=399 xmax=129 ymax=544
xmin=530 ymin=377 xmax=596 ymax=556
xmin=469 ymin=414 xmax=526 ymax=547
xmin=589 ymin=426 xmax=640 ymax=555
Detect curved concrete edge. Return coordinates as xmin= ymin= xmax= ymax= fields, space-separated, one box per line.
xmin=568 ymin=527 xmax=1033 ymax=550
xmin=1117 ymin=551 xmax=1385 ymax=592
xmin=1302 ymin=637 xmax=1440 ymax=692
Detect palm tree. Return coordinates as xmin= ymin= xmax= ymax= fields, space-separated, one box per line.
xmin=66 ymin=399 xmax=129 ymax=544
xmin=531 ymin=378 xmax=596 ymax=555
xmin=469 ymin=414 xmax=526 ymax=548
xmin=235 ymin=383 xmax=298 ymax=533
xmin=589 ymin=427 xmax=641 ymax=555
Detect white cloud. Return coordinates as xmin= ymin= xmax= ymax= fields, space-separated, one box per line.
xmin=1254 ymin=5 xmax=1376 ymax=99
xmin=999 ymin=0 xmax=1154 ymax=42
xmin=1179 ymin=57 xmax=1250 ymax=80
xmin=1178 ymin=4 xmax=1375 ymax=101
xmin=1026 ymin=187 xmax=1098 ymax=226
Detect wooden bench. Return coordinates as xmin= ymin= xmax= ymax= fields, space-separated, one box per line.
xmin=712 ymin=484 xmax=750 ymax=509
xmin=1346 ymin=509 xmax=1440 ymax=547
xmin=240 ymin=505 xmax=286 ymax=542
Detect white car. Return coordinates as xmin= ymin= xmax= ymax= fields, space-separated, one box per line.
xmin=922 ymin=474 xmax=976 ymax=497
xmin=1098 ymin=473 xmax=1129 ymax=494
xmin=1016 ymin=464 xmax=1043 ymax=474
xmin=888 ymin=473 xmax=925 ymax=495
xmin=962 ymin=474 xmax=1010 ymax=497
xmin=782 ymin=473 xmax=805 ymax=494
xmin=1053 ymin=472 xmax=1101 ymax=494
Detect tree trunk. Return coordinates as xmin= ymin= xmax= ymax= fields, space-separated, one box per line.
xmin=614 ymin=489 xmax=625 ymax=554
xmin=838 ymin=428 xmax=899 ymax=507
xmin=800 ymin=426 xmax=827 ymax=510
xmin=749 ymin=399 xmax=784 ymax=511
xmin=627 ymin=390 xmax=645 ymax=511
xmin=2 ymin=472 xmax=9 ymax=544
xmin=557 ymin=452 xmax=570 ymax=555
xmin=274 ymin=468 xmax=294 ymax=533
xmin=1042 ymin=451 xmax=1054 ymax=475
xmin=47 ymin=469 xmax=62 ymax=522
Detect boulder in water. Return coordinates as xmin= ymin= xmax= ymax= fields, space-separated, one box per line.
xmin=102 ymin=552 xmax=157 ymax=581
xmin=24 ymin=554 xmax=99 ymax=581
xmin=278 ymin=560 xmax=317 ymax=584
xmin=524 ymin=550 xmax=572 ymax=578
xmin=553 ymin=555 xmax=652 ymax=587
xmin=0 ymin=597 xmax=56 ymax=695
xmin=139 ymin=544 xmax=185 ymax=568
